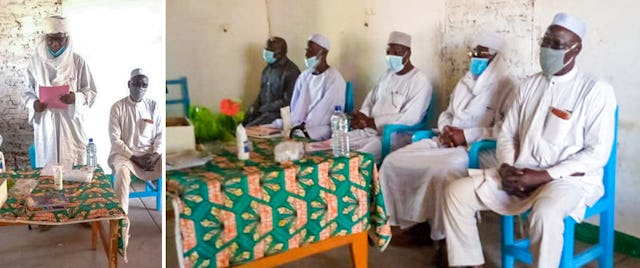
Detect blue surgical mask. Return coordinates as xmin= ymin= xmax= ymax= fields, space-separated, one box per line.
xmin=539 ymin=44 xmax=577 ymax=76
xmin=469 ymin=57 xmax=490 ymax=76
xmin=263 ymin=49 xmax=276 ymax=64
xmin=47 ymin=46 xmax=66 ymax=58
xmin=304 ymin=55 xmax=320 ymax=69
xmin=386 ymin=55 xmax=405 ymax=72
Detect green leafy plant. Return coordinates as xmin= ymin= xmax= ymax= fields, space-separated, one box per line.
xmin=189 ymin=99 xmax=244 ymax=142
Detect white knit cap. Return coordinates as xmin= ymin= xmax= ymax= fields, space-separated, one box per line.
xmin=308 ymin=33 xmax=330 ymax=50
xmin=130 ymin=68 xmax=147 ymax=79
xmin=551 ymin=12 xmax=586 ymax=40
xmin=44 ymin=15 xmax=68 ymax=34
xmin=388 ymin=31 xmax=412 ymax=48
xmin=472 ymin=32 xmax=506 ymax=52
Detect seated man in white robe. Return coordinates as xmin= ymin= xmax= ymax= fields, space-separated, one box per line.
xmin=108 ymin=68 xmax=162 ymax=214
xmin=22 ymin=15 xmax=97 ymax=167
xmin=348 ymin=31 xmax=431 ymax=163
xmin=280 ymin=33 xmax=346 ymax=140
xmin=443 ymin=13 xmax=616 ymax=268
xmin=379 ymin=33 xmax=515 ymax=256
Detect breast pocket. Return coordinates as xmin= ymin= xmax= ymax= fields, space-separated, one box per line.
xmin=541 ymin=107 xmax=573 ymax=146
xmin=391 ymin=91 xmax=405 ymax=110
xmin=138 ymin=119 xmax=155 ymax=140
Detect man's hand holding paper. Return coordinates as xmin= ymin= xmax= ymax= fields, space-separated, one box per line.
xmin=39 ymin=85 xmax=70 ymax=109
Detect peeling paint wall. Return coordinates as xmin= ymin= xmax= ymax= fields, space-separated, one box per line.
xmin=0 ymin=0 xmax=60 ymax=167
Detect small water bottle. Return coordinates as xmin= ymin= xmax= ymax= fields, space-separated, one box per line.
xmin=236 ymin=124 xmax=250 ymax=160
xmin=86 ymin=138 xmax=97 ymax=170
xmin=330 ymin=105 xmax=350 ymax=157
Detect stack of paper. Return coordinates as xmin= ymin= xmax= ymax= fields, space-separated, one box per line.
xmin=246 ymin=125 xmax=282 ymax=139
xmin=167 ymin=150 xmax=211 ymax=170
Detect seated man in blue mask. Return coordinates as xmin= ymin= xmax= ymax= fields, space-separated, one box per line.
xmin=348 ymin=31 xmax=432 ymax=163
xmin=275 ymin=33 xmax=346 ymax=140
xmin=243 ymin=37 xmax=300 ymax=127
xmin=379 ymin=33 xmax=515 ymax=261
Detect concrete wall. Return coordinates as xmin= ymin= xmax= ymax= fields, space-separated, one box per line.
xmin=166 ymin=0 xmax=269 ymax=113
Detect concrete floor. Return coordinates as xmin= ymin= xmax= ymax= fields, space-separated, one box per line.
xmin=0 ymin=183 xmax=162 ymax=268
xmin=167 ymin=212 xmax=640 ymax=268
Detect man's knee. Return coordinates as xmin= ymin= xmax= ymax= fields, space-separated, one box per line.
xmin=444 ymin=177 xmax=474 ymax=205
xmin=529 ymin=198 xmax=566 ymax=226
xmin=114 ymin=165 xmax=131 ymax=181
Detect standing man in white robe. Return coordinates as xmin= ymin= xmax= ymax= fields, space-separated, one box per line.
xmin=23 ymin=15 xmax=97 ymax=167
xmin=348 ymin=31 xmax=431 ymax=163
xmin=109 ymin=68 xmax=162 ymax=215
xmin=379 ymin=33 xmax=515 ymax=256
xmin=443 ymin=13 xmax=616 ymax=268
xmin=283 ymin=33 xmax=346 ymax=140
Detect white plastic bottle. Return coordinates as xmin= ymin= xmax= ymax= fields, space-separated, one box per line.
xmin=86 ymin=138 xmax=97 ymax=170
xmin=0 ymin=151 xmax=5 ymax=173
xmin=236 ymin=124 xmax=250 ymax=160
xmin=330 ymin=105 xmax=350 ymax=157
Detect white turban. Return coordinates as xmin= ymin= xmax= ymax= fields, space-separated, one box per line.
xmin=388 ymin=31 xmax=411 ymax=48
xmin=472 ymin=32 xmax=506 ymax=53
xmin=308 ymin=33 xmax=330 ymax=50
xmin=44 ymin=15 xmax=68 ymax=34
xmin=130 ymin=68 xmax=147 ymax=79
xmin=551 ymin=12 xmax=586 ymax=40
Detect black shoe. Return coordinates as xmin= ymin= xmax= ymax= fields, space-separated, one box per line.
xmin=404 ymin=221 xmax=433 ymax=246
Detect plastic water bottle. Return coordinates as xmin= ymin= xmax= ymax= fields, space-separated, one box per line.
xmin=331 ymin=105 xmax=350 ymax=157
xmin=86 ymin=138 xmax=97 ymax=170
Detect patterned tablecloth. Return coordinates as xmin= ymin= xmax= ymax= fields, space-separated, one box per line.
xmin=0 ymin=167 xmax=127 ymax=254
xmin=168 ymin=138 xmax=392 ymax=268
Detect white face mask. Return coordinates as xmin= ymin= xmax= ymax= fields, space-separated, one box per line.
xmin=539 ymin=43 xmax=577 ymax=76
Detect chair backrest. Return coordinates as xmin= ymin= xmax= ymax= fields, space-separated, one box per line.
xmin=602 ymin=107 xmax=619 ymax=203
xmin=29 ymin=144 xmax=36 ymax=168
xmin=166 ymin=77 xmax=190 ymax=118
xmin=345 ymin=81 xmax=354 ymax=114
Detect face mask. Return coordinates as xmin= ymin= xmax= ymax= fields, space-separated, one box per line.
xmin=386 ymin=55 xmax=405 ymax=72
xmin=263 ymin=49 xmax=276 ymax=64
xmin=469 ymin=57 xmax=490 ymax=76
xmin=539 ymin=44 xmax=577 ymax=76
xmin=129 ymin=87 xmax=147 ymax=102
xmin=304 ymin=55 xmax=320 ymax=69
xmin=47 ymin=46 xmax=66 ymax=58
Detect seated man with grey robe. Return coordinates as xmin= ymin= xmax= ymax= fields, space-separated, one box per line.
xmin=275 ymin=33 xmax=345 ymax=140
xmin=379 ymin=33 xmax=515 ymax=254
xmin=348 ymin=31 xmax=431 ymax=163
xmin=243 ymin=37 xmax=300 ymax=127
xmin=108 ymin=68 xmax=162 ymax=215
xmin=443 ymin=13 xmax=616 ymax=268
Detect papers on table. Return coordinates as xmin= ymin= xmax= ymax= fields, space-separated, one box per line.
xmin=246 ymin=125 xmax=282 ymax=139
xmin=41 ymin=164 xmax=93 ymax=183
xmin=167 ymin=150 xmax=211 ymax=171
xmin=39 ymin=85 xmax=70 ymax=109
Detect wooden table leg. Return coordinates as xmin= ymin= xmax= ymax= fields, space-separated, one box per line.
xmin=349 ymin=232 xmax=368 ymax=268
xmin=108 ymin=219 xmax=119 ymax=268
xmin=91 ymin=222 xmax=98 ymax=250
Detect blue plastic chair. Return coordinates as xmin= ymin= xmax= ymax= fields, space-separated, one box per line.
xmin=501 ymin=107 xmax=618 ymax=268
xmin=112 ymin=175 xmax=162 ymax=212
xmin=29 ymin=144 xmax=37 ymax=168
xmin=166 ymin=77 xmax=190 ymax=118
xmin=380 ymin=93 xmax=436 ymax=162
xmin=345 ymin=82 xmax=354 ymax=114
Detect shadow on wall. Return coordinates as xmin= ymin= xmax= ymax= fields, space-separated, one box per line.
xmin=241 ymin=43 xmax=267 ymax=107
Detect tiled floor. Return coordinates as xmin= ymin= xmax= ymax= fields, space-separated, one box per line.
xmin=0 ymin=183 xmax=162 ymax=268
xmin=167 ymin=212 xmax=640 ymax=267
